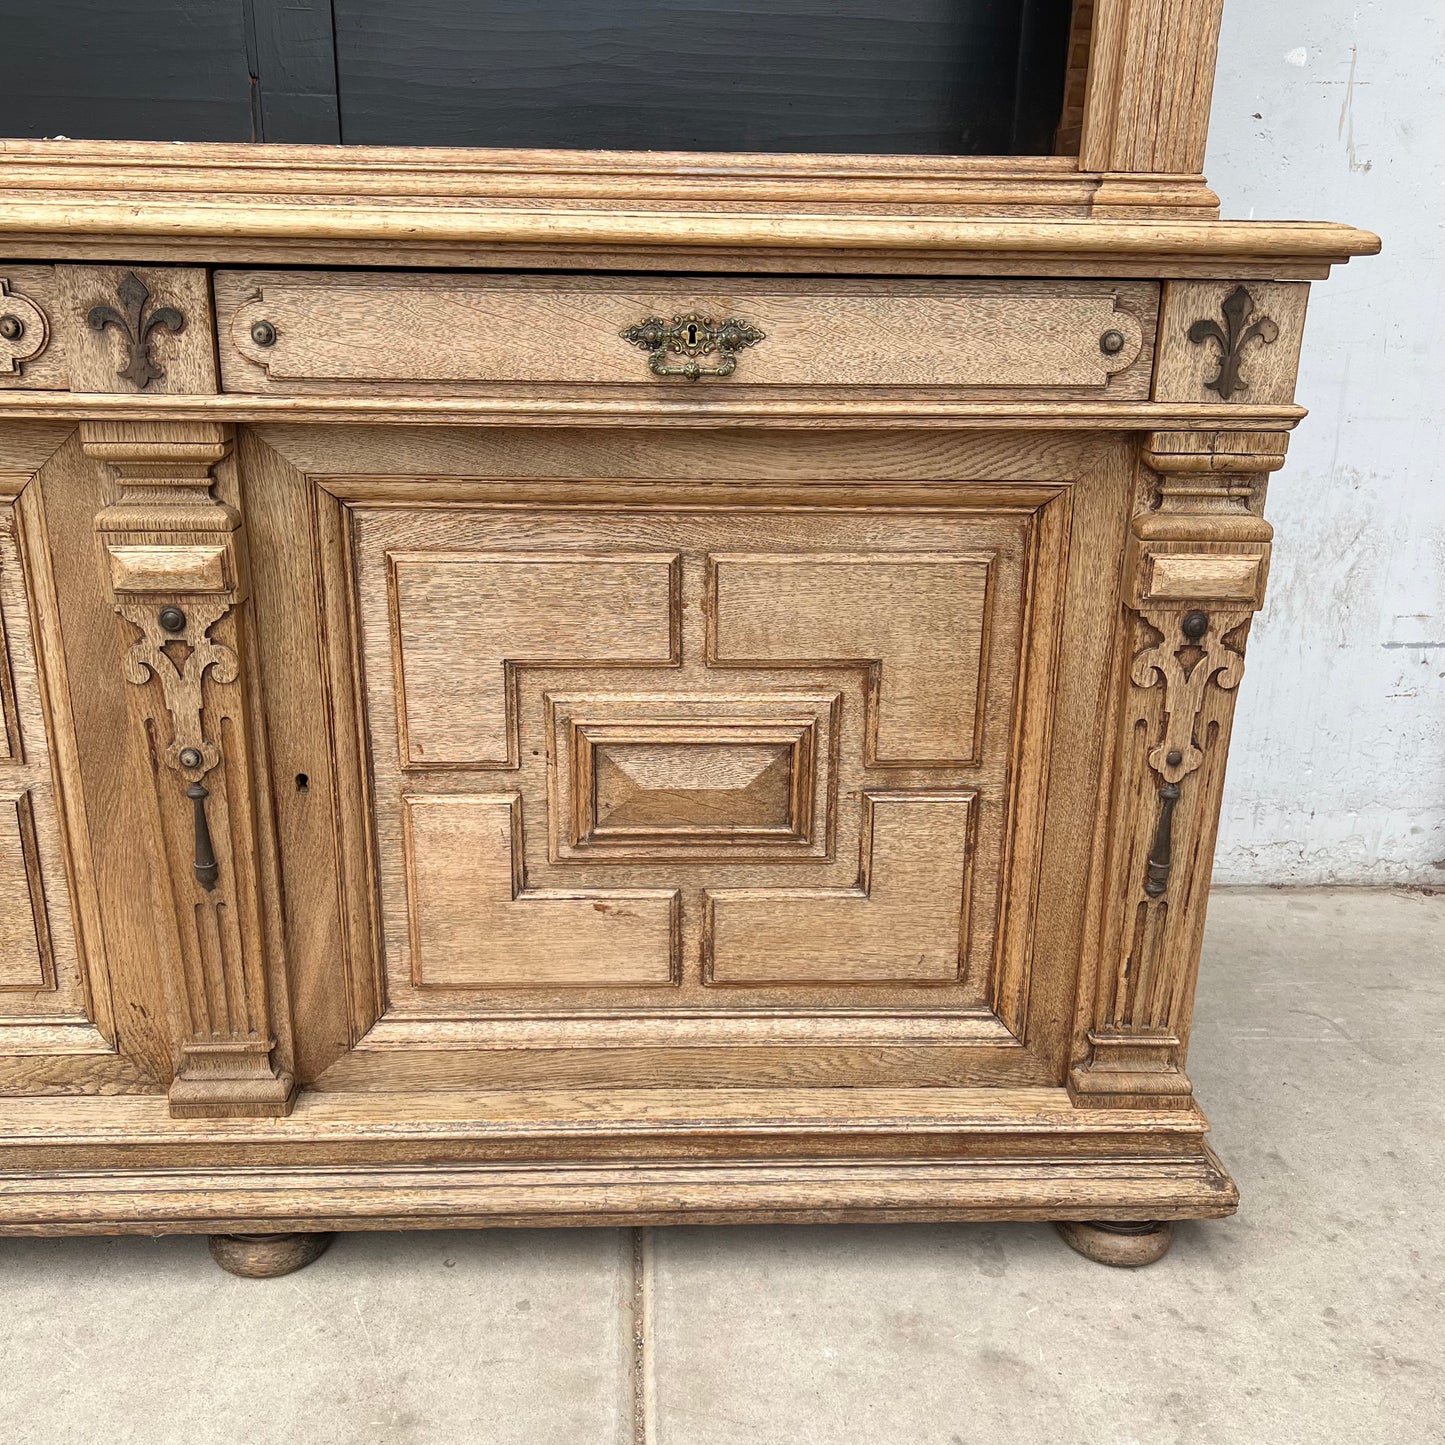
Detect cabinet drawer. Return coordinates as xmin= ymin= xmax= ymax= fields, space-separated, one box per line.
xmin=214 ymin=272 xmax=1157 ymax=398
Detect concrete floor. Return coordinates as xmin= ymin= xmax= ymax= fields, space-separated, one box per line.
xmin=2 ymin=889 xmax=1441 ymax=1445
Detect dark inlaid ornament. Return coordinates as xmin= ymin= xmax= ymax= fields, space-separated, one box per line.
xmin=87 ymin=271 xmax=185 ymax=390
xmin=1186 ymin=285 xmax=1279 ymax=401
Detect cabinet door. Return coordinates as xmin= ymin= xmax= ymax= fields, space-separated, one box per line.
xmin=0 ymin=427 xmax=159 ymax=1097
xmin=245 ymin=426 xmax=1131 ymax=1092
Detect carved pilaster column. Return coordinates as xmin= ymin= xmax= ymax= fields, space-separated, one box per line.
xmin=1071 ymin=430 xmax=1286 ymax=1108
xmin=85 ymin=421 xmax=295 ymax=1117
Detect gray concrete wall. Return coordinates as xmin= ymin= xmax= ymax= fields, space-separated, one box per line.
xmin=1206 ymin=0 xmax=1444 ymax=884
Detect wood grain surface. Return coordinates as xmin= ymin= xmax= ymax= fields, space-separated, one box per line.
xmin=0 ymin=5 xmax=1378 ymax=1235
xmin=216 ymin=273 xmax=1154 ymax=398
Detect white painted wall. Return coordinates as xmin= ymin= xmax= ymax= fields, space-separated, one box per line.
xmin=1204 ymin=0 xmax=1445 ymax=884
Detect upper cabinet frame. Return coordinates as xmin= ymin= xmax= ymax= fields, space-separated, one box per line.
xmin=0 ymin=0 xmax=1380 ymax=274
xmin=1073 ymin=0 xmax=1225 ymax=176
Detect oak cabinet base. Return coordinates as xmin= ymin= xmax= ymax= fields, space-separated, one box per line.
xmin=0 ymin=1086 xmax=1238 ymax=1238
xmin=0 ymin=121 xmax=1374 ymax=1255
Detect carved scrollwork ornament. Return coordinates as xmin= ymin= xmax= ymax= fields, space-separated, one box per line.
xmin=1130 ymin=606 xmax=1248 ymax=784
xmin=0 ymin=278 xmax=50 ymax=375
xmin=117 ymin=599 xmax=238 ymax=778
xmin=117 ymin=600 xmax=239 ymax=891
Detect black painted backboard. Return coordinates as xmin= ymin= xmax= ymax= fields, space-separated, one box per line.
xmin=0 ymin=0 xmax=1073 ymax=155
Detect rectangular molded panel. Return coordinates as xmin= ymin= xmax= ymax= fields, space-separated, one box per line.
xmin=592 ymin=738 xmax=797 ymax=836
xmin=403 ymin=793 xmax=680 ymax=988
xmin=705 ymin=792 xmax=976 ymax=985
xmin=708 ymin=553 xmax=992 ymax=765
xmin=216 ymin=273 xmax=1158 ymax=399
xmin=351 ymin=497 xmax=1042 ymax=1015
xmin=549 ymin=692 xmax=839 ymax=863
xmin=389 ymin=552 xmax=681 ymax=768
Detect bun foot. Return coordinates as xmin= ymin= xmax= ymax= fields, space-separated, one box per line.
xmin=208 ymin=1231 xmax=334 ymax=1278
xmin=1056 ymin=1219 xmax=1174 ymax=1267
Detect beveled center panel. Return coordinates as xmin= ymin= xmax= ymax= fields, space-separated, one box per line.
xmin=591 ymin=735 xmax=799 ymax=835
xmin=549 ymin=693 xmax=839 ymax=862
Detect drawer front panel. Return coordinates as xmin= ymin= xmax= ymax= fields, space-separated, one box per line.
xmin=216 ymin=272 xmax=1157 ymax=397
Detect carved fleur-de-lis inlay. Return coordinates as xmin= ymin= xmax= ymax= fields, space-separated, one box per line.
xmin=1186 ymin=285 xmax=1279 ymax=401
xmin=87 ymin=271 xmax=185 ymax=389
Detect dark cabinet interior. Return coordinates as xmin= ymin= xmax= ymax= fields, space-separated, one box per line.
xmin=0 ymin=0 xmax=1075 ymax=155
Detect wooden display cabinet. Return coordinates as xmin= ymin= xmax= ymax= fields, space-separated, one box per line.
xmin=0 ymin=0 xmax=1376 ymax=1274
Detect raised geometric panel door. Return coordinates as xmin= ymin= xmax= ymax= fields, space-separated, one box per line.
xmin=0 ymin=434 xmax=158 ymax=1098
xmin=0 ymin=501 xmax=80 ymax=1017
xmin=347 ymin=492 xmax=1067 ymax=1061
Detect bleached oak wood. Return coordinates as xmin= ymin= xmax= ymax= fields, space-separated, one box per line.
xmin=705 ymin=792 xmax=977 ymax=985
xmin=1153 ymin=280 xmax=1310 ymax=405
xmin=0 ymin=390 xmax=1314 ymax=430
xmin=208 ymin=1231 xmax=333 ymax=1277
xmin=1070 ymin=429 xmax=1284 ymax=1108
xmin=0 ymin=459 xmax=124 ymax=1086
xmin=83 ymin=421 xmax=296 ymax=1118
xmin=403 ymin=793 xmax=681 ymax=987
xmin=548 ymin=691 xmax=839 ymax=864
xmin=0 ymin=10 xmax=1378 ymax=1257
xmin=0 ymin=792 xmax=49 ymax=988
xmin=1056 ymin=1219 xmax=1175 ymax=1266
xmin=0 ymin=200 xmax=1375 ymax=268
xmin=346 ymin=489 xmax=1058 ymax=1038
xmin=0 ymin=267 xmax=65 ymax=390
xmin=1080 ymin=0 xmax=1225 ymax=175
xmin=54 ymin=267 xmax=216 ymax=396
xmin=215 ymin=273 xmax=1154 ymax=398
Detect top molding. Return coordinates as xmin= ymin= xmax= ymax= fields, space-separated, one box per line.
xmin=0 ymin=0 xmax=1379 ymax=276
xmin=0 ymin=142 xmax=1379 ymax=281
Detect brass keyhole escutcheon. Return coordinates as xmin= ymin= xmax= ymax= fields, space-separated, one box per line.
xmin=620 ymin=312 xmax=767 ymax=381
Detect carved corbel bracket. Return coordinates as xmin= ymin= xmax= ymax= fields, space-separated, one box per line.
xmin=1072 ymin=432 xmax=1284 ymax=1109
xmin=84 ymin=422 xmax=294 ymax=1118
